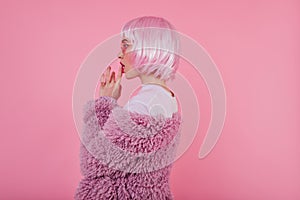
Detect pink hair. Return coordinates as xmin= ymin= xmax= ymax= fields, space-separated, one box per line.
xmin=121 ymin=16 xmax=181 ymax=82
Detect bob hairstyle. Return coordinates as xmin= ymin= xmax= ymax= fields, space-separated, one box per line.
xmin=121 ymin=16 xmax=181 ymax=82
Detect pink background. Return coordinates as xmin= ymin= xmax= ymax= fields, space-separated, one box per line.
xmin=1 ymin=0 xmax=299 ymax=199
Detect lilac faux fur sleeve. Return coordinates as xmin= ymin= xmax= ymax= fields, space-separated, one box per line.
xmin=83 ymin=95 xmax=118 ymax=129
xmin=75 ymin=96 xmax=182 ymax=200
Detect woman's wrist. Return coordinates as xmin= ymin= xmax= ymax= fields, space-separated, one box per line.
xmin=99 ymin=95 xmax=118 ymax=102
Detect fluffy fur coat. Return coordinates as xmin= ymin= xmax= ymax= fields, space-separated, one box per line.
xmin=74 ymin=96 xmax=182 ymax=199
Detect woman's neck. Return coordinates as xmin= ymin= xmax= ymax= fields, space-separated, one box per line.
xmin=139 ymin=74 xmax=167 ymax=87
xmin=139 ymin=74 xmax=175 ymax=97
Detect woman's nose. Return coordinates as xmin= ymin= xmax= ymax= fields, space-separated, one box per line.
xmin=117 ymin=51 xmax=123 ymax=59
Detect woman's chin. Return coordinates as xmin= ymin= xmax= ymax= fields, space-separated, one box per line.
xmin=125 ymin=73 xmax=134 ymax=79
xmin=125 ymin=72 xmax=138 ymax=79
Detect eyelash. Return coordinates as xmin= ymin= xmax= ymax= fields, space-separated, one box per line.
xmin=122 ymin=44 xmax=129 ymax=48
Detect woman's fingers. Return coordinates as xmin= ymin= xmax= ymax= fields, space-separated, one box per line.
xmin=117 ymin=64 xmax=123 ymax=82
xmin=105 ymin=66 xmax=111 ymax=83
xmin=110 ymin=72 xmax=115 ymax=83
xmin=101 ymin=65 xmax=121 ymax=88
xmin=100 ymin=72 xmax=106 ymax=86
xmin=99 ymin=65 xmax=122 ymax=99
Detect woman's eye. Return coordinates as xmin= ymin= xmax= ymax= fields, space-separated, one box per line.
xmin=121 ymin=44 xmax=129 ymax=52
xmin=121 ymin=43 xmax=131 ymax=52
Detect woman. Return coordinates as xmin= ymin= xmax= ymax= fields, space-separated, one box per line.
xmin=75 ymin=16 xmax=182 ymax=200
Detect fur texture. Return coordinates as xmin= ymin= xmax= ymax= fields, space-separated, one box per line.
xmin=74 ymin=96 xmax=182 ymax=199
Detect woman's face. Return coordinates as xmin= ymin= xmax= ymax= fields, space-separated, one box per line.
xmin=118 ymin=37 xmax=140 ymax=79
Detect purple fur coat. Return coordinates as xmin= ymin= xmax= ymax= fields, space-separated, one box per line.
xmin=74 ymin=96 xmax=182 ymax=199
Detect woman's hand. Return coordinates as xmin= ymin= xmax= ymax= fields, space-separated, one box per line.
xmin=99 ymin=65 xmax=123 ymax=100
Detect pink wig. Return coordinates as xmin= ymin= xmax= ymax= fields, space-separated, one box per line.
xmin=121 ymin=16 xmax=181 ymax=82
